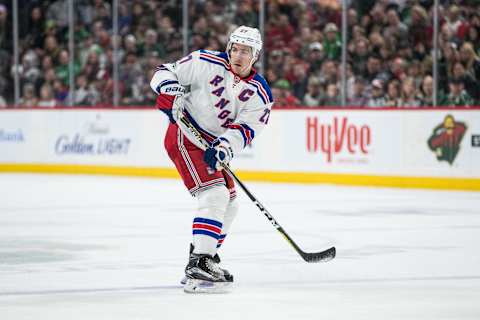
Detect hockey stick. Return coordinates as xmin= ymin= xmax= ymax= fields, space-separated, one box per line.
xmin=178 ymin=116 xmax=336 ymax=263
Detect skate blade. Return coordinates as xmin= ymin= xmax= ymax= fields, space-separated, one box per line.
xmin=180 ymin=276 xmax=187 ymax=285
xmin=184 ymin=278 xmax=232 ymax=294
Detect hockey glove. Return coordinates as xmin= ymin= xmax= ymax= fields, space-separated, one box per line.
xmin=158 ymin=80 xmax=185 ymax=96
xmin=203 ymin=137 xmax=233 ymax=171
xmin=155 ymin=81 xmax=185 ymax=124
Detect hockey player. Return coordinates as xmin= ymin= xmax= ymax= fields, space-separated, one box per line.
xmin=150 ymin=26 xmax=274 ymax=293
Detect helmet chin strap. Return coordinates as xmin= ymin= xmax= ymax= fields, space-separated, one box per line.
xmin=227 ymin=44 xmax=258 ymax=77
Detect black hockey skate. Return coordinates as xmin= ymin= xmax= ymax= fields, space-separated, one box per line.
xmin=180 ymin=244 xmax=233 ymax=285
xmin=183 ymin=254 xmax=233 ymax=293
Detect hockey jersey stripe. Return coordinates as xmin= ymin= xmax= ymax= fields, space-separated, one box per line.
xmin=155 ymin=65 xmax=168 ymax=71
xmin=199 ymin=52 xmax=229 ymax=67
xmin=249 ymin=79 xmax=272 ymax=104
xmin=199 ymin=56 xmax=229 ymax=70
xmin=228 ymin=123 xmax=255 ymax=147
xmin=184 ymin=111 xmax=218 ymax=143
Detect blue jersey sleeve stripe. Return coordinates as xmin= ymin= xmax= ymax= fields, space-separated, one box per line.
xmin=241 ymin=123 xmax=255 ymax=140
xmin=240 ymin=124 xmax=255 ymax=145
xmin=227 ymin=123 xmax=255 ymax=147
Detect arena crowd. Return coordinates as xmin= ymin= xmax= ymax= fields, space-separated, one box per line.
xmin=0 ymin=0 xmax=479 ymax=108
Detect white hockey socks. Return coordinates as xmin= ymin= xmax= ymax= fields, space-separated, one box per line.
xmin=217 ymin=198 xmax=239 ymax=249
xmin=193 ymin=186 xmax=229 ymax=256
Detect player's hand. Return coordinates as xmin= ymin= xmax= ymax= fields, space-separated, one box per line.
xmin=203 ymin=138 xmax=233 ymax=171
xmin=156 ymin=94 xmax=184 ymax=124
xmin=171 ymin=94 xmax=185 ymax=123
xmin=158 ymin=80 xmax=185 ymax=96
xmin=155 ymin=80 xmax=185 ymax=123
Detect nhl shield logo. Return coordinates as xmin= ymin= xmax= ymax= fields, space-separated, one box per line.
xmin=427 ymin=115 xmax=467 ymax=165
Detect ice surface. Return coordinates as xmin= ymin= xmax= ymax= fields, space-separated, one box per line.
xmin=1 ymin=173 xmax=479 ymax=320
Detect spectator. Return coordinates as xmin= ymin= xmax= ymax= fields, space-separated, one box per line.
xmin=71 ymin=73 xmax=95 ymax=106
xmin=319 ymin=59 xmax=338 ymax=85
xmin=441 ymin=77 xmax=474 ymax=107
xmin=438 ymin=42 xmax=459 ymax=92
xmin=19 ymin=83 xmax=38 ymax=107
xmin=365 ymin=54 xmax=384 ymax=81
xmin=52 ymin=79 xmax=69 ymax=104
xmin=266 ymin=67 xmax=280 ymax=86
xmin=465 ymin=26 xmax=480 ymax=53
xmin=43 ymin=68 xmax=58 ymax=86
xmin=271 ymin=79 xmax=300 ymax=107
xmin=322 ymin=82 xmax=341 ymax=106
xmin=451 ymin=61 xmax=478 ymax=102
xmin=123 ymin=34 xmax=139 ymax=56
xmin=138 ymin=29 xmax=166 ymax=59
xmin=459 ymin=42 xmax=480 ymax=81
xmin=350 ymin=37 xmax=370 ymax=76
xmin=306 ymin=42 xmax=325 ymax=75
xmin=303 ymin=77 xmax=323 ymax=107
xmin=46 ymin=0 xmax=69 ymax=30
xmin=55 ymin=49 xmax=81 ymax=85
xmin=347 ymin=8 xmax=359 ymax=36
xmin=407 ymin=59 xmax=424 ymax=88
xmin=43 ymin=34 xmax=61 ymax=63
xmin=366 ymin=79 xmax=386 ymax=108
xmin=20 ymin=50 xmax=42 ymax=88
xmin=443 ymin=5 xmax=465 ymax=37
xmin=0 ymin=4 xmax=12 ymax=52
xmin=384 ymin=8 xmax=409 ymax=47
xmin=266 ymin=14 xmax=295 ymax=51
xmin=400 ymin=77 xmax=422 ymax=107
xmin=407 ymin=5 xmax=431 ymax=48
xmin=420 ymin=75 xmax=434 ymax=106
xmin=37 ymin=83 xmax=57 ymax=108
xmin=234 ymin=2 xmax=257 ymax=27
xmin=119 ymin=52 xmax=144 ymax=105
xmin=91 ymin=0 xmax=111 ymax=27
xmin=348 ymin=77 xmax=368 ymax=106
xmin=385 ymin=79 xmax=403 ymax=107
xmin=291 ymin=63 xmax=309 ymax=101
xmin=21 ymin=6 xmax=45 ymax=50
xmin=323 ymin=23 xmax=342 ymax=60
xmin=389 ymin=56 xmax=408 ymax=81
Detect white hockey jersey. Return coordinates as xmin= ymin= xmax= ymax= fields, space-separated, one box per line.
xmin=150 ymin=50 xmax=274 ymax=156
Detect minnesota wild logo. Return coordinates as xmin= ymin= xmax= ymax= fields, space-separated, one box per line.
xmin=427 ymin=115 xmax=467 ymax=165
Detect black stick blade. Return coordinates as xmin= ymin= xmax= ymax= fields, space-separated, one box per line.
xmin=302 ymin=246 xmax=336 ymax=263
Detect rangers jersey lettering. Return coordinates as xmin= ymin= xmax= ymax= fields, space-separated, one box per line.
xmin=150 ymin=50 xmax=274 ymax=156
